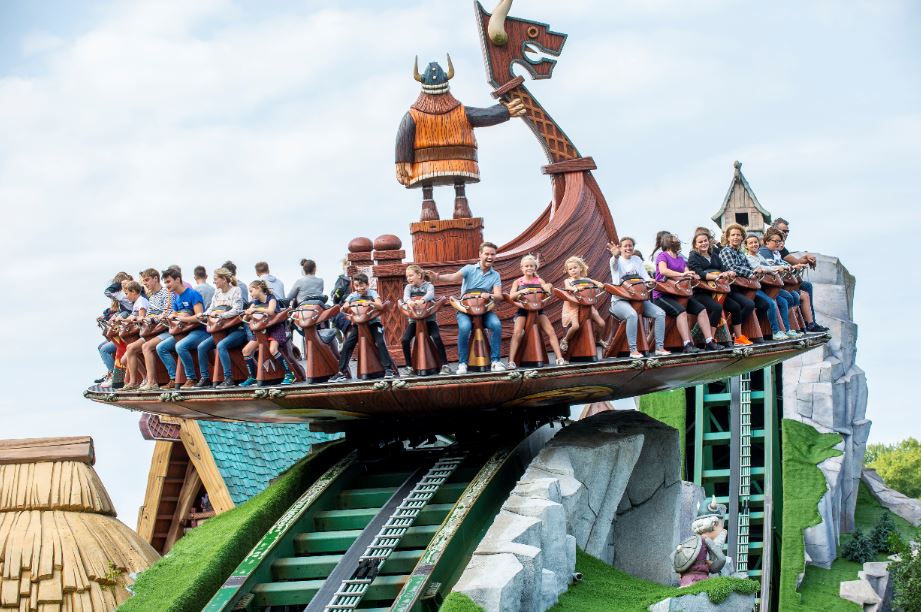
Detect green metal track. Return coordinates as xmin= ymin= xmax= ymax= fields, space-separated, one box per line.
xmin=691 ymin=365 xmax=779 ymax=593
xmin=204 ymin=431 xmax=542 ymax=612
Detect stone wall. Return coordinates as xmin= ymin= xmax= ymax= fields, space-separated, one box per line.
xmin=453 ymin=411 xmax=684 ymax=611
xmin=782 ymin=253 xmax=869 ymax=568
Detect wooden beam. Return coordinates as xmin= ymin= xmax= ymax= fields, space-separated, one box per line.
xmin=179 ymin=421 xmax=235 ymax=514
xmin=136 ymin=441 xmax=173 ymax=541
xmin=163 ymin=462 xmax=202 ymax=553
xmin=0 ymin=436 xmax=94 ymax=465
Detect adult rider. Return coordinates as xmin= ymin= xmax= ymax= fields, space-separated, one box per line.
xmin=427 ymin=241 xmax=505 ymax=375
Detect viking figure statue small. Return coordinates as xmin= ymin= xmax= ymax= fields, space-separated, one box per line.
xmin=672 ymin=496 xmax=728 ymax=586
xmin=395 ymin=55 xmax=525 ymax=221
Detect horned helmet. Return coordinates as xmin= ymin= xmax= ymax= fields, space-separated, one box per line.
xmin=413 ymin=54 xmax=455 ymax=95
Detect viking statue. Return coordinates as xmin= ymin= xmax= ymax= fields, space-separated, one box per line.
xmin=673 ymin=496 xmax=728 ymax=586
xmin=395 ymin=55 xmax=525 ymax=221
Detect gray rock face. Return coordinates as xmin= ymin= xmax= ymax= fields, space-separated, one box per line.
xmin=862 ymin=468 xmax=921 ymax=526
xmin=452 ymin=411 xmax=684 ymax=611
xmin=647 ymin=591 xmax=757 ymax=611
xmin=783 ymin=254 xmax=869 ymax=568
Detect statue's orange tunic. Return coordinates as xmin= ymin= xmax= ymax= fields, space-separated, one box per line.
xmin=407 ymin=100 xmax=479 ymax=187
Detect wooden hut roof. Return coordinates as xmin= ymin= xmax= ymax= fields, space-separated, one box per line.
xmin=711 ymin=160 xmax=773 ymax=226
xmin=197 ymin=421 xmax=337 ymax=505
xmin=0 ymin=436 xmax=159 ymax=610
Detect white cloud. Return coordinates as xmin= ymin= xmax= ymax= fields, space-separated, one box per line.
xmin=1 ymin=0 xmax=919 ymax=520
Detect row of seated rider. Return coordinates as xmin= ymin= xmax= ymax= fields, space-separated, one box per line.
xmin=96 ymin=258 xmax=343 ymax=388
xmin=100 ymin=267 xmax=298 ymax=391
xmin=642 ymin=219 xmax=827 ymax=354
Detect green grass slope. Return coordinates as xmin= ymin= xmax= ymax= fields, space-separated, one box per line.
xmin=638 ymin=389 xmax=686 ymax=472
xmin=778 ymin=418 xmax=843 ymax=610
xmin=120 ymin=443 xmax=342 ymax=612
xmin=550 ymin=550 xmax=757 ymax=611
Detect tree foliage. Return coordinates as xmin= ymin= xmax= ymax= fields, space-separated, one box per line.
xmin=865 ymin=437 xmax=921 ymax=499
xmin=870 ymin=512 xmax=896 ymax=553
xmin=889 ymin=531 xmax=921 ymax=612
xmin=840 ymin=530 xmax=875 ymax=564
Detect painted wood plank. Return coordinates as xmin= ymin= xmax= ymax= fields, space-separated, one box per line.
xmin=0 ymin=437 xmax=94 ymax=465
xmin=163 ymin=463 xmax=201 ymax=553
xmin=179 ymin=421 xmax=235 ymax=514
xmin=136 ymin=441 xmax=173 ymax=541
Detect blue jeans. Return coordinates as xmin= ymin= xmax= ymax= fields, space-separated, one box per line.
xmin=98 ymin=341 xmax=117 ymax=372
xmin=156 ymin=328 xmax=209 ymax=379
xmin=197 ymin=328 xmax=246 ymax=380
xmin=774 ymin=289 xmax=799 ymax=330
xmin=755 ymin=290 xmax=781 ymax=333
xmin=799 ymin=281 xmax=816 ymax=319
xmin=456 ymin=311 xmax=502 ymax=363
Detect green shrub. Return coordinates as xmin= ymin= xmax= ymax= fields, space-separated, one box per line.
xmin=869 ymin=512 xmax=896 ymax=553
xmin=889 ymin=532 xmax=921 ymax=612
xmin=840 ymin=530 xmax=875 ymax=564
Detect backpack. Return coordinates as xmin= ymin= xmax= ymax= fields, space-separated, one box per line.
xmin=332 ymin=274 xmax=351 ymax=305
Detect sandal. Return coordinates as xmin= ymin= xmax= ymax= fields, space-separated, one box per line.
xmin=629 ymin=351 xmax=644 ymax=359
xmin=654 ymin=348 xmax=671 ymax=356
xmin=555 ymin=358 xmax=568 ymax=366
xmin=559 ymin=339 xmax=569 ymax=353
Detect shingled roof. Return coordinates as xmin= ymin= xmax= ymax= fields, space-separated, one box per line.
xmin=711 ymin=160 xmax=772 ymax=227
xmin=197 ymin=422 xmax=339 ymax=505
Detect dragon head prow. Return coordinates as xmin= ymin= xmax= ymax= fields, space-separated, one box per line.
xmin=475 ymin=0 xmax=568 ymax=88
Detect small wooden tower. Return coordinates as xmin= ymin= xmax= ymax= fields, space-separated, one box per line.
xmin=711 ymin=160 xmax=773 ymax=237
xmin=136 ymin=415 xmax=337 ymax=554
xmin=0 ymin=436 xmax=159 ymax=610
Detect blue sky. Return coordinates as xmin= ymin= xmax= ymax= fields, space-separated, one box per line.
xmin=1 ymin=0 xmax=919 ymax=521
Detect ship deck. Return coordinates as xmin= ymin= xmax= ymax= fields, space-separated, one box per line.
xmin=84 ymin=334 xmax=827 ymax=431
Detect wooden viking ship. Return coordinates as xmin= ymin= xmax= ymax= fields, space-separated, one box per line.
xmin=84 ymin=0 xmax=828 ymax=432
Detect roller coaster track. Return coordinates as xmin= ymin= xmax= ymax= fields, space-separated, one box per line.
xmin=204 ymin=430 xmax=548 ymax=612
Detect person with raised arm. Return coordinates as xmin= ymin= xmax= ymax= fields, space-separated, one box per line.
xmin=195 ymin=267 xmax=247 ymax=388
xmin=652 ymin=233 xmax=719 ymax=352
xmin=426 ymin=241 xmax=505 ymax=374
xmin=687 ymin=231 xmax=752 ymax=346
xmin=608 ymin=237 xmax=670 ymax=359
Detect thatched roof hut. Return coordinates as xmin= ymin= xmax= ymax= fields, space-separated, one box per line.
xmin=0 ymin=436 xmax=159 ymax=610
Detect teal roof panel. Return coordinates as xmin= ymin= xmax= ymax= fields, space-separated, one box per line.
xmin=197 ymin=421 xmax=341 ymax=505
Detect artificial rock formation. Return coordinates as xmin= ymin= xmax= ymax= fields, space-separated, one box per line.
xmin=453 ymin=411 xmax=682 ymax=611
xmin=0 ymin=437 xmax=159 ymax=611
xmin=861 ymin=468 xmax=921 ymax=527
xmin=782 ymin=254 xmax=869 ymax=568
xmin=647 ymin=591 xmax=757 ymax=612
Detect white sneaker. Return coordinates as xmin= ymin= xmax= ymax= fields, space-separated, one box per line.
xmin=772 ymin=331 xmax=789 ymax=341
xmin=491 ymin=361 xmax=506 ymax=372
xmin=456 ymin=364 xmax=468 ymax=375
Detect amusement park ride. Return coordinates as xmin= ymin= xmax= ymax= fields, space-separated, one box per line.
xmin=84 ymin=1 xmax=827 ymax=436
xmin=82 ymin=2 xmax=829 ymax=610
